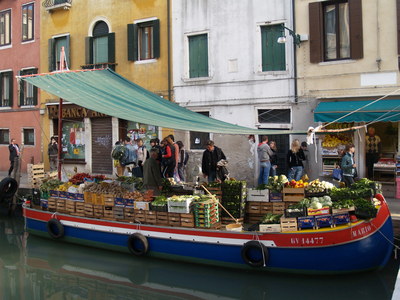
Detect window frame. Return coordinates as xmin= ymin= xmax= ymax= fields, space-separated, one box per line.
xmin=186 ymin=32 xmax=210 ymax=79
xmin=22 ymin=3 xmax=34 ymax=42
xmin=127 ymin=18 xmax=160 ymax=62
xmin=0 ymin=70 xmax=13 ymax=108
xmin=322 ymin=1 xmax=350 ymax=61
xmin=0 ymin=9 xmax=11 ymax=47
xmin=19 ymin=68 xmax=38 ymax=107
xmin=22 ymin=128 xmax=35 ymax=146
xmin=260 ymin=24 xmax=286 ymax=72
xmin=48 ymin=34 xmax=70 ymax=72
xmin=0 ymin=128 xmax=10 ymax=145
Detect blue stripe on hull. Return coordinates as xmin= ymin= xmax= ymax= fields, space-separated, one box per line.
xmin=26 ymin=216 xmax=394 ymax=273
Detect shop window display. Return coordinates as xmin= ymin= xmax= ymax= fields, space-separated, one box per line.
xmin=62 ymin=120 xmax=85 ymax=160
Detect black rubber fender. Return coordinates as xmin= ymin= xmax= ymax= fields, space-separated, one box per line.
xmin=0 ymin=177 xmax=18 ymax=199
xmin=241 ymin=240 xmax=269 ymax=267
xmin=47 ymin=218 xmax=65 ymax=239
xmin=127 ymin=233 xmax=149 ymax=256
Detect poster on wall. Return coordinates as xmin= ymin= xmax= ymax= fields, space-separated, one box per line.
xmin=127 ymin=122 xmax=158 ymax=148
xmin=62 ymin=120 xmax=85 ymax=160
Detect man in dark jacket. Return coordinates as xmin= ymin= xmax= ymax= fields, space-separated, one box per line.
xmin=202 ymin=140 xmax=226 ymax=182
xmin=143 ymin=148 xmax=162 ymax=195
xmin=8 ymin=139 xmax=20 ymax=176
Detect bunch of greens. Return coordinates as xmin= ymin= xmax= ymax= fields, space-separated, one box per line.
xmin=266 ymin=175 xmax=288 ymax=193
xmin=261 ymin=213 xmax=282 ymax=224
xmin=40 ymin=179 xmax=63 ymax=193
xmin=152 ymin=195 xmax=168 ymax=206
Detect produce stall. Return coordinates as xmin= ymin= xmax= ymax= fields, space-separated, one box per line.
xmin=35 ymin=172 xmax=384 ymax=234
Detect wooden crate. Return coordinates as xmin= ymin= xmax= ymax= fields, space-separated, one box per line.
xmin=27 ymin=164 xmax=45 ymax=187
xmin=84 ymin=192 xmax=93 ymax=204
xmin=48 ymin=197 xmax=57 ymax=211
xmin=113 ymin=206 xmax=124 ymax=219
xmin=103 ymin=206 xmax=114 ymax=218
xmin=196 ymin=222 xmax=222 ymax=230
xmin=56 ymin=199 xmax=66 ymax=213
xmin=283 ymin=187 xmax=305 ymax=202
xmin=65 ymin=200 xmax=76 ymax=214
xmin=207 ymin=187 xmax=222 ymax=200
xmin=245 ymin=214 xmax=264 ymax=224
xmin=272 ymin=202 xmax=285 ymax=214
xmin=102 ymin=194 xmax=115 ymax=207
xmin=168 ymin=213 xmax=181 ymax=227
xmin=246 ymin=202 xmax=261 ymax=214
xmin=145 ymin=211 xmax=157 ymax=224
xmin=180 ymin=213 xmax=195 ymax=228
xmin=221 ymin=217 xmax=243 ymax=225
xmin=260 ymin=202 xmax=273 ymax=214
xmin=156 ymin=212 xmax=169 ymax=226
xmin=93 ymin=205 xmax=104 ymax=218
xmin=124 ymin=207 xmax=135 ymax=220
xmin=91 ymin=194 xmax=103 ymax=205
xmin=247 ymin=189 xmax=269 ymax=202
xmin=134 ymin=209 xmax=146 ymax=223
xmin=259 ymin=224 xmax=281 ymax=232
xmin=280 ymin=217 xmax=298 ymax=232
xmin=84 ymin=204 xmax=94 ymax=217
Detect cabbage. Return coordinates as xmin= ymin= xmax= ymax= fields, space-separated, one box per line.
xmin=311 ymin=197 xmax=319 ymax=203
xmin=310 ymin=202 xmax=322 ymax=209
xmin=323 ymin=195 xmax=331 ymax=202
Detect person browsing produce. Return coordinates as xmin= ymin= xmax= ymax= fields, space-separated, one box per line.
xmin=257 ymin=136 xmax=273 ymax=185
xmin=287 ymin=139 xmax=305 ymax=181
xmin=143 ymin=148 xmax=162 ymax=195
xmin=341 ymin=143 xmax=357 ymax=187
xmin=202 ymin=140 xmax=226 ymax=182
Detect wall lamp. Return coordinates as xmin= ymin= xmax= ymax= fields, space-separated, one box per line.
xmin=277 ymin=24 xmax=302 ymax=47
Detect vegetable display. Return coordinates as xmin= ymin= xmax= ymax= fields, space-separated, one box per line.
xmin=305 ymin=179 xmax=334 ymax=194
xmin=261 ymin=213 xmax=282 ymax=224
xmin=266 ymin=175 xmax=288 ymax=193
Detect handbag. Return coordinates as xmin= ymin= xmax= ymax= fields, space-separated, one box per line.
xmin=332 ymin=168 xmax=343 ymax=181
xmin=132 ymin=166 xmax=143 ymax=178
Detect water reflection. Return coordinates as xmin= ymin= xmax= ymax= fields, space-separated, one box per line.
xmin=0 ymin=214 xmax=398 ymax=300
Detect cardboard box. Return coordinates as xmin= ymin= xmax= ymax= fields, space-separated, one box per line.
xmin=307 ymin=207 xmax=330 ymax=216
xmin=134 ymin=201 xmax=150 ymax=211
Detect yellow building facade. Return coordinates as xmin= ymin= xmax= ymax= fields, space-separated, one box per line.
xmin=39 ymin=0 xmax=171 ymax=174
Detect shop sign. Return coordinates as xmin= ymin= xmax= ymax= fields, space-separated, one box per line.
xmin=48 ymin=104 xmax=108 ymax=119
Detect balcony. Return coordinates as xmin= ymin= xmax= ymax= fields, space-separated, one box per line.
xmin=81 ymin=63 xmax=117 ymax=71
xmin=43 ymin=0 xmax=72 ymax=12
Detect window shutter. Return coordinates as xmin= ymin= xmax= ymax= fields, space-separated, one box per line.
xmin=262 ymin=26 xmax=285 ymax=71
xmin=153 ymin=19 xmax=160 ymax=58
xmin=309 ymin=2 xmax=323 ymax=63
xmin=32 ymin=68 xmax=38 ymax=105
xmin=127 ymin=23 xmax=135 ymax=61
xmin=0 ymin=73 xmax=2 ymax=106
xmin=107 ymin=32 xmax=115 ymax=63
xmin=199 ymin=34 xmax=208 ymax=77
xmin=133 ymin=24 xmax=139 ymax=61
xmin=18 ymin=70 xmax=23 ymax=107
xmin=8 ymin=71 xmax=13 ymax=107
xmin=349 ymin=0 xmax=363 ymax=59
xmin=397 ymin=0 xmax=400 ymax=56
xmin=85 ymin=36 xmax=93 ymax=65
xmin=48 ymin=38 xmax=55 ymax=71
xmin=65 ymin=35 xmax=71 ymax=69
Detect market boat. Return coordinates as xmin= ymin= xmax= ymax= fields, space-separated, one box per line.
xmin=23 ymin=193 xmax=394 ymax=274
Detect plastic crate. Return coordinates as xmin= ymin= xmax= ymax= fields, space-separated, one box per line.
xmin=315 ymin=215 xmax=333 ymax=229
xmin=297 ymin=216 xmax=315 ymax=230
xmin=333 ymin=213 xmax=350 ymax=226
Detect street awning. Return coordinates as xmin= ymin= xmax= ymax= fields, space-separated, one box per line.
xmin=314 ymin=99 xmax=400 ymax=123
xmin=21 ymin=69 xmax=304 ymax=135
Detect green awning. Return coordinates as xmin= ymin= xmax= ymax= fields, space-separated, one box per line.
xmin=22 ymin=69 xmax=304 ymax=135
xmin=314 ymin=99 xmax=400 ymax=123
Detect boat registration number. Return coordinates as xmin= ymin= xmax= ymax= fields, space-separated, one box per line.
xmin=290 ymin=237 xmax=324 ymax=245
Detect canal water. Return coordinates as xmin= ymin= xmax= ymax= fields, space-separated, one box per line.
xmin=1 ymin=211 xmax=399 ymax=300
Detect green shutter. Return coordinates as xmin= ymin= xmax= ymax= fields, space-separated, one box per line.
xmin=261 ymin=25 xmax=285 ymax=71
xmin=133 ymin=24 xmax=139 ymax=61
xmin=32 ymin=68 xmax=38 ymax=105
xmin=48 ymin=38 xmax=55 ymax=71
xmin=108 ymin=32 xmax=115 ymax=64
xmin=127 ymin=24 xmax=135 ymax=61
xmin=153 ymin=19 xmax=160 ymax=58
xmin=189 ymin=34 xmax=208 ymax=78
xmin=8 ymin=71 xmax=13 ymax=107
xmin=65 ymin=35 xmax=71 ymax=69
xmin=85 ymin=36 xmax=93 ymax=65
xmin=18 ymin=70 xmax=23 ymax=106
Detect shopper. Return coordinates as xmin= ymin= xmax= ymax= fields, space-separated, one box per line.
xmin=143 ymin=148 xmax=163 ymax=195
xmin=269 ymin=140 xmax=278 ymax=177
xmin=122 ymin=137 xmax=138 ymax=176
xmin=8 ymin=138 xmax=20 ymax=176
xmin=136 ymin=138 xmax=148 ymax=176
xmin=176 ymin=141 xmax=189 ymax=182
xmin=341 ymin=143 xmax=357 ymax=187
xmin=301 ymin=141 xmax=310 ymax=176
xmin=162 ymin=137 xmax=175 ymax=178
xmin=150 ymin=138 xmax=162 ymax=163
xmin=48 ymin=136 xmax=58 ymax=172
xmin=287 ymin=139 xmax=305 ymax=181
xmin=167 ymin=134 xmax=180 ymax=174
xmin=366 ymin=126 xmax=381 ymax=179
xmin=257 ymin=136 xmax=273 ymax=185
xmin=202 ymin=140 xmax=226 ymax=182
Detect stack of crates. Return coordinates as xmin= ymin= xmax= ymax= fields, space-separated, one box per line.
xmin=221 ymin=181 xmax=247 ymax=223
xmin=194 ymin=200 xmax=219 ymax=228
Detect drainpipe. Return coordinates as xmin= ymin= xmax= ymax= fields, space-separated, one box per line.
xmin=167 ymin=0 xmax=172 ymax=101
xmin=292 ymin=0 xmax=298 ymax=104
xmin=57 ymin=98 xmax=63 ymax=180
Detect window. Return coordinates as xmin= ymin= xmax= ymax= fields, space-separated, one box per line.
xmin=19 ymin=68 xmax=38 ymax=106
xmin=190 ymin=111 xmax=210 ymax=150
xmin=48 ymin=35 xmax=70 ymax=71
xmin=23 ymin=128 xmax=34 ymax=145
xmin=62 ymin=120 xmax=85 ymax=160
xmin=85 ymin=21 xmax=115 ymax=69
xmin=258 ymin=109 xmax=291 ymax=124
xmin=0 ymin=71 xmax=13 ymax=107
xmin=309 ymin=0 xmax=363 ymax=63
xmin=0 ymin=10 xmax=11 ymax=46
xmin=188 ymin=34 xmax=208 ymax=78
xmin=0 ymin=129 xmax=9 ymax=144
xmin=127 ymin=19 xmax=160 ymax=61
xmin=261 ymin=25 xmax=285 ymax=71
xmin=22 ymin=3 xmax=34 ymax=42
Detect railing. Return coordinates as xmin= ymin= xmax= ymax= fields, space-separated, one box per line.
xmin=43 ymin=0 xmax=72 ymax=12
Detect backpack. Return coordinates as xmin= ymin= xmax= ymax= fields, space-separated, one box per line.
xmin=111 ymin=145 xmax=127 ymax=161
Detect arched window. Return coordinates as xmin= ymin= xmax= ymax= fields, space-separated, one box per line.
xmin=85 ymin=20 xmax=115 ymax=69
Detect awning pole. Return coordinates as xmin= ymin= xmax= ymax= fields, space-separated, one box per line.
xmin=57 ymin=98 xmax=63 ymax=180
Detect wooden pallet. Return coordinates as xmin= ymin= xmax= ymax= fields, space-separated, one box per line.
xmin=27 ymin=164 xmax=45 ymax=188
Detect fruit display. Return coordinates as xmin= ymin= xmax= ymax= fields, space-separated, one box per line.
xmin=40 ymin=178 xmax=63 ymax=193
xmin=321 ymin=134 xmax=352 ymax=148
xmin=266 ymin=175 xmax=288 ymax=193
xmin=305 ymin=179 xmax=334 ymax=194
xmin=284 ymin=180 xmax=308 ymax=188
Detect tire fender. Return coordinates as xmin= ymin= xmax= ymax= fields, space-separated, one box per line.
xmin=0 ymin=177 xmax=18 ymax=199
xmin=47 ymin=218 xmax=65 ymax=239
xmin=127 ymin=233 xmax=149 ymax=256
xmin=241 ymin=240 xmax=269 ymax=267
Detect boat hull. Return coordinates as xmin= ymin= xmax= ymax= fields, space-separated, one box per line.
xmin=24 ymin=200 xmax=394 ymax=274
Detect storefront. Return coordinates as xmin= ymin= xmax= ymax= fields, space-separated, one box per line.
xmin=314 ymin=99 xmax=400 ymax=183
